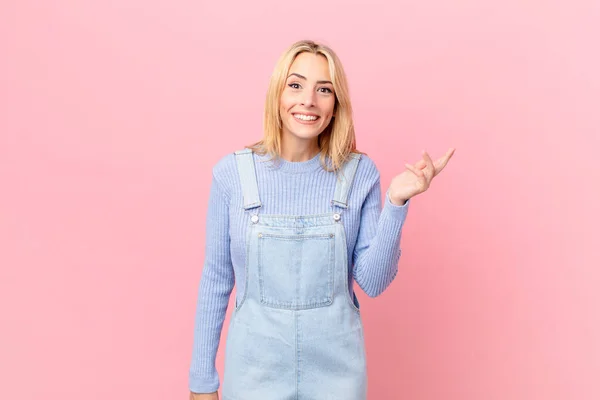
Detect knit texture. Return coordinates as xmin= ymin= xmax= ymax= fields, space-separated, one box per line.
xmin=189 ymin=150 xmax=410 ymax=393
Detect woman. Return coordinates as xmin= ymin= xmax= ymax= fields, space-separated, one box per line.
xmin=189 ymin=39 xmax=455 ymax=400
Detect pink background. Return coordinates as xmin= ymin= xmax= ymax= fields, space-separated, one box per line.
xmin=1 ymin=1 xmax=599 ymax=399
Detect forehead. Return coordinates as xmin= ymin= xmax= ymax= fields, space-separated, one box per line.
xmin=288 ymin=52 xmax=331 ymax=81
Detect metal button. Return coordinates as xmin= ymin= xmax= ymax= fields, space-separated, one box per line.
xmin=251 ymin=215 xmax=259 ymax=223
xmin=333 ymin=213 xmax=341 ymax=221
xmin=329 ymin=233 xmax=334 ymax=238
xmin=258 ymin=233 xmax=263 ymax=238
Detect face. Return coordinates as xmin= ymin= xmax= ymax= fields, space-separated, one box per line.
xmin=279 ymin=52 xmax=336 ymax=144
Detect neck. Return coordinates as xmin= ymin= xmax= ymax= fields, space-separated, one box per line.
xmin=280 ymin=133 xmax=320 ymax=162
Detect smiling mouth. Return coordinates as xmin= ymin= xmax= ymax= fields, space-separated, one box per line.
xmin=293 ymin=113 xmax=319 ymax=122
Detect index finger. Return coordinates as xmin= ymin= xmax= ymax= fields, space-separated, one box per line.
xmin=433 ymin=148 xmax=455 ymax=175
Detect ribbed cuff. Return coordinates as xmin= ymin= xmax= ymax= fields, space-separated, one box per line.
xmin=382 ymin=190 xmax=410 ymax=223
xmin=189 ymin=373 xmax=219 ymax=394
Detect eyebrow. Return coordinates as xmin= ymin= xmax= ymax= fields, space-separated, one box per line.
xmin=287 ymin=73 xmax=333 ymax=85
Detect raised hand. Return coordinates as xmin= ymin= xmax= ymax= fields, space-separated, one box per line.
xmin=387 ymin=148 xmax=455 ymax=205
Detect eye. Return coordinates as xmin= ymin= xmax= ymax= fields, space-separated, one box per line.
xmin=288 ymin=83 xmax=301 ymax=89
xmin=319 ymin=87 xmax=333 ymax=94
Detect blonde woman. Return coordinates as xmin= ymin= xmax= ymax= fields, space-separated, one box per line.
xmin=189 ymin=40 xmax=455 ymax=400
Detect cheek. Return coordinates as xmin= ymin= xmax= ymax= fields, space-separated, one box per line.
xmin=279 ymin=92 xmax=294 ymax=112
xmin=322 ymin=99 xmax=336 ymax=118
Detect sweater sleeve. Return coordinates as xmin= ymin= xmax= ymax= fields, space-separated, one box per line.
xmin=189 ymin=171 xmax=235 ymax=393
xmin=352 ymin=173 xmax=410 ymax=297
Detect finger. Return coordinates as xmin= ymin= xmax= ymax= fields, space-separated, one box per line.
xmin=405 ymin=163 xmax=425 ymax=178
xmin=415 ymin=159 xmax=427 ymax=169
xmin=433 ymin=148 xmax=455 ymax=175
xmin=433 ymin=148 xmax=454 ymax=174
xmin=421 ymin=151 xmax=435 ymax=178
xmin=422 ymin=150 xmax=434 ymax=167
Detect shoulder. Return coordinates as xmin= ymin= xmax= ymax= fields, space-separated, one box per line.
xmin=212 ymin=151 xmax=237 ymax=179
xmin=353 ymin=153 xmax=381 ymax=186
xmin=209 ymin=151 xmax=240 ymax=199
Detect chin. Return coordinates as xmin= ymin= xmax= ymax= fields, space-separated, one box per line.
xmin=283 ymin=123 xmax=325 ymax=141
xmin=288 ymin=129 xmax=324 ymax=141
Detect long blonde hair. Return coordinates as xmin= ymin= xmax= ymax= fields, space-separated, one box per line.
xmin=248 ymin=39 xmax=362 ymax=172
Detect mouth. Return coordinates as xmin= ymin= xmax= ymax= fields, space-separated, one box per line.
xmin=292 ymin=113 xmax=320 ymax=123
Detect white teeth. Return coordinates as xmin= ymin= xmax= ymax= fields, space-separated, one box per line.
xmin=294 ymin=114 xmax=318 ymax=121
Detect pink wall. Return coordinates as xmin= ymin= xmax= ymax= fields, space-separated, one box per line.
xmin=2 ymin=1 xmax=599 ymax=399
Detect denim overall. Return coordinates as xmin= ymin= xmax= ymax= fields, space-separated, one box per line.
xmin=222 ymin=149 xmax=367 ymax=400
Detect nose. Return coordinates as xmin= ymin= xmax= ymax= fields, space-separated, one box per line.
xmin=300 ymin=90 xmax=316 ymax=107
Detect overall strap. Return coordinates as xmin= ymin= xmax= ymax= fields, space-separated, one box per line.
xmin=234 ymin=148 xmax=262 ymax=210
xmin=331 ymin=153 xmax=362 ymax=209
